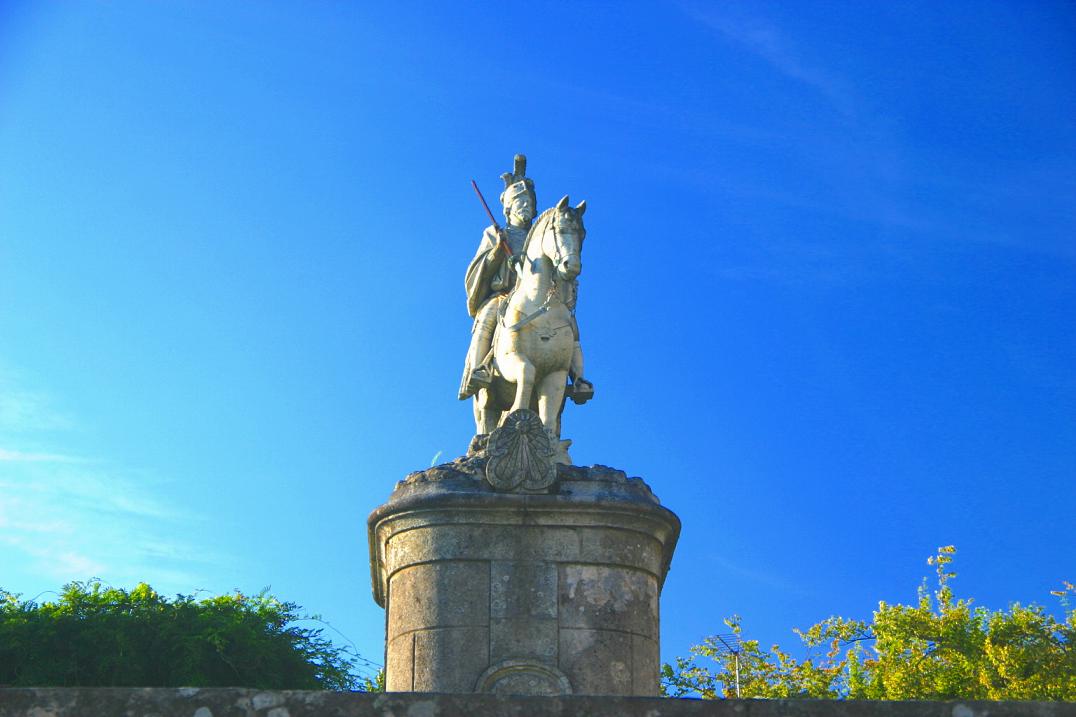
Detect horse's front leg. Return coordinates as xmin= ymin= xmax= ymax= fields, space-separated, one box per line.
xmin=473 ymin=390 xmax=499 ymax=435
xmin=537 ymin=369 xmax=569 ymax=437
xmin=497 ymin=354 xmax=536 ymax=418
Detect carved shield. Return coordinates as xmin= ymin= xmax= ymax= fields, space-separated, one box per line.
xmin=485 ymin=409 xmax=557 ymax=493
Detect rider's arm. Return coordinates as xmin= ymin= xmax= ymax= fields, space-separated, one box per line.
xmin=483 ymin=226 xmax=507 ymax=265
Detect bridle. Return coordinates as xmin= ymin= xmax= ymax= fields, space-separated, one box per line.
xmin=502 ymin=207 xmax=583 ymax=332
xmin=527 ymin=207 xmax=581 ymax=279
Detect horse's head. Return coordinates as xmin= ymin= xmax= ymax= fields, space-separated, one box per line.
xmin=540 ymin=195 xmax=587 ymax=281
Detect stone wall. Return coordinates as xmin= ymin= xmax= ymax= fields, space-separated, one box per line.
xmin=1 ymin=689 xmax=1072 ymax=717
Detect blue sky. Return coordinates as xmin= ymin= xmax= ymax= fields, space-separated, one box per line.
xmin=1 ymin=1 xmax=1074 ymax=683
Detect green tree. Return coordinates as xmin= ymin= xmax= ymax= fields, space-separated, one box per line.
xmin=663 ymin=547 xmax=1075 ymax=700
xmin=0 ymin=580 xmax=375 ymax=690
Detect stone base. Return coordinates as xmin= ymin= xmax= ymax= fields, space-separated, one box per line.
xmin=367 ymin=463 xmax=680 ymax=696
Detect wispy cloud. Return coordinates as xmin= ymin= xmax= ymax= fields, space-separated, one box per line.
xmin=683 ymin=2 xmax=855 ymax=117
xmin=0 ymin=532 xmax=107 ymax=579
xmin=0 ymin=368 xmax=74 ymax=433
xmin=0 ymin=462 xmax=218 ymax=588
xmin=0 ymin=368 xmax=220 ymax=591
xmin=680 ymin=2 xmax=1076 ymax=269
xmin=707 ymin=553 xmax=813 ymax=596
xmin=538 ymin=77 xmax=783 ymax=148
xmin=0 ymin=448 xmax=79 ymax=463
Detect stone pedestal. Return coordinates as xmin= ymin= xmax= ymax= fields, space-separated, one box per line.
xmin=368 ymin=461 xmax=680 ymax=696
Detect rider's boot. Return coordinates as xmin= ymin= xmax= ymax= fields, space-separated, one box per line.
xmin=470 ymin=365 xmax=493 ymax=388
xmin=458 ymin=303 xmax=498 ymax=400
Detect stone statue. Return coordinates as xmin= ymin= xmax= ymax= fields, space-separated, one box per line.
xmin=460 ymin=155 xmax=593 ymax=465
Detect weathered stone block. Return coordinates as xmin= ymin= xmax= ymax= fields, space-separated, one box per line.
xmin=384 ymin=525 xmax=584 ymax=575
xmin=491 ymin=560 xmax=558 ymax=619
xmin=384 ymin=633 xmax=413 ymax=691
xmin=505 ymin=526 xmax=582 ymax=563
xmin=558 ymin=564 xmax=658 ymax=638
xmin=632 ymin=633 xmax=660 ymax=696
xmin=558 ymin=628 xmax=633 ymax=695
xmin=413 ymin=627 xmax=490 ymax=692
xmin=577 ymin=526 xmax=664 ymax=576
xmin=490 ymin=617 xmax=559 ymax=663
xmin=387 ymin=561 xmax=489 ymax=638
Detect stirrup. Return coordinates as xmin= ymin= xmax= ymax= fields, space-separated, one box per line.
xmin=569 ymin=378 xmax=594 ymax=405
xmin=458 ymin=366 xmax=493 ymax=400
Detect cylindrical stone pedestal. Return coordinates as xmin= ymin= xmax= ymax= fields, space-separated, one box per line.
xmin=367 ymin=464 xmax=680 ymax=696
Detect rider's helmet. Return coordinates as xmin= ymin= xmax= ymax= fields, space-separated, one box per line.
xmin=499 ymin=154 xmax=537 ymax=221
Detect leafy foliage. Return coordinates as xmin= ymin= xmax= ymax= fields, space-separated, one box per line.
xmin=663 ymin=547 xmax=1075 ymax=700
xmin=360 ymin=668 xmax=386 ymax=693
xmin=0 ymin=580 xmax=372 ymax=690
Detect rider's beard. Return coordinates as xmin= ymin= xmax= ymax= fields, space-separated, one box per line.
xmin=509 ymin=208 xmax=534 ymax=226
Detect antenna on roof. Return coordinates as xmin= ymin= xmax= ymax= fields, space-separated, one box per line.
xmin=709 ymin=632 xmax=743 ymax=698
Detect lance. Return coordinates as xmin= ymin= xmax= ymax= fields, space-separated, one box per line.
xmin=471 ymin=179 xmax=512 ymax=257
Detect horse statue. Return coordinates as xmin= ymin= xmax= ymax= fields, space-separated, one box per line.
xmin=473 ymin=195 xmax=588 ymax=462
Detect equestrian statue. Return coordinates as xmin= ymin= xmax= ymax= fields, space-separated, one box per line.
xmin=460 ymin=155 xmax=593 ymax=464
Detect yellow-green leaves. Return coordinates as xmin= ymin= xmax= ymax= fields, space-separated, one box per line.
xmin=663 ymin=547 xmax=1075 ymax=700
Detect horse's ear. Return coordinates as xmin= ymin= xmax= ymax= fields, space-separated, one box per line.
xmin=575 ymin=200 xmax=586 ymax=216
xmin=556 ymin=195 xmax=569 ymax=210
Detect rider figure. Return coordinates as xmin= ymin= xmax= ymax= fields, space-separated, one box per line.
xmin=459 ymin=154 xmax=594 ymax=406
xmin=459 ymin=154 xmax=536 ymax=400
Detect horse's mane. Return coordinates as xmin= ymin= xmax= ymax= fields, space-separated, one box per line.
xmin=521 ymin=205 xmax=559 ymax=257
xmin=521 ymin=203 xmax=582 ymax=257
